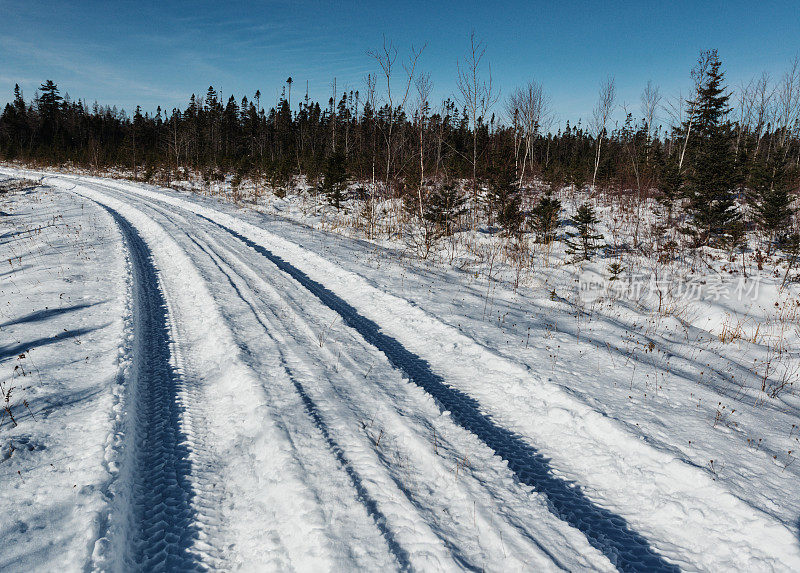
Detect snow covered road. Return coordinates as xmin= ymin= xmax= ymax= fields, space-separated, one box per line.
xmin=2 ymin=170 xmax=800 ymax=571
xmin=68 ymin=177 xmax=616 ymax=571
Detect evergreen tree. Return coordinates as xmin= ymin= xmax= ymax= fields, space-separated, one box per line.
xmin=13 ymin=84 xmax=25 ymax=113
xmin=319 ymin=150 xmax=348 ymax=209
xmin=749 ymin=150 xmax=795 ymax=251
xmin=565 ymin=202 xmax=604 ymax=261
xmin=683 ymin=51 xmax=738 ymax=245
xmin=0 ymin=69 xmax=798 ymax=242
xmin=657 ymin=151 xmax=682 ymax=222
xmin=530 ymin=190 xmax=561 ymax=243
xmin=608 ymin=261 xmax=624 ymax=281
xmin=37 ymin=80 xmax=62 ymax=149
xmin=38 ymin=80 xmax=62 ymax=119
xmin=485 ymin=149 xmax=522 ymax=236
xmin=268 ymin=159 xmax=292 ymax=197
xmin=0 ymin=85 xmax=27 ymax=158
xmin=423 ymin=182 xmax=467 ymax=237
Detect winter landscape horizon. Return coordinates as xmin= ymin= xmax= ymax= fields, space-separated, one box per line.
xmin=2 ymin=1 xmax=800 ymax=571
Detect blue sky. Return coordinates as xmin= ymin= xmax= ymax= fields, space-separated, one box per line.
xmin=1 ymin=0 xmax=798 ymax=128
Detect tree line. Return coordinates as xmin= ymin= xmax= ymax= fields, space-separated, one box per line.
xmin=1 ymin=45 xmax=799 ymax=250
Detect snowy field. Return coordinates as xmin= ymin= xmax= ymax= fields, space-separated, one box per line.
xmin=1 ymin=167 xmax=800 ymax=571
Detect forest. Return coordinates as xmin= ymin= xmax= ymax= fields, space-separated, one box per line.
xmin=1 ymin=45 xmax=799 ymax=251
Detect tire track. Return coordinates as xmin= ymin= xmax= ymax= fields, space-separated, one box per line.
xmin=81 ymin=178 xmax=672 ymax=570
xmin=126 ymin=194 xmax=593 ymax=569
xmin=185 ymin=231 xmax=412 ymax=570
xmin=185 ymin=228 xmax=581 ymax=571
xmin=103 ymin=206 xmax=204 ymax=571
xmin=16 ymin=170 xmax=800 ymax=571
xmin=122 ymin=193 xmax=602 ymax=570
xmin=83 ymin=184 xmax=407 ymax=569
xmin=202 ymin=215 xmax=678 ymax=572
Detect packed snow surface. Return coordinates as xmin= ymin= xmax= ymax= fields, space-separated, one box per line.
xmin=1 ymin=168 xmax=799 ymax=571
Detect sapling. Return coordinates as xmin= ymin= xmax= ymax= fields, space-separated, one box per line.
xmin=565 ymin=202 xmax=604 ymax=261
xmin=318 ymin=151 xmax=348 ymax=210
xmin=608 ymin=261 xmax=624 ymax=281
xmin=530 ymin=190 xmax=561 ymax=244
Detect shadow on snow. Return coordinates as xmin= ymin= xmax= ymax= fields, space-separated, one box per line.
xmin=208 ymin=216 xmax=678 ymax=572
xmin=0 ymin=327 xmax=99 ymax=362
xmin=105 ymin=207 xmax=201 ymax=571
xmin=0 ymin=303 xmax=100 ymax=330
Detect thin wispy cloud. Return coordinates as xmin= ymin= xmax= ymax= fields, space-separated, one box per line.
xmin=1 ymin=0 xmax=798 ymax=122
xmin=0 ymin=36 xmax=185 ymax=104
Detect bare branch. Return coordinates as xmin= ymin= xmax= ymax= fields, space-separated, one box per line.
xmin=591 ymin=76 xmax=616 ymax=188
xmin=640 ymin=80 xmax=662 ymax=139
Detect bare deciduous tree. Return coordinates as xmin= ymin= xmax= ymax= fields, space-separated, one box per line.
xmin=368 ymin=37 xmax=424 ymax=194
xmin=640 ymin=80 xmax=661 ymax=141
xmin=456 ymin=31 xmax=499 ymax=215
xmin=364 ymin=73 xmax=377 ymax=190
xmin=362 ymin=73 xmax=378 ymax=238
xmin=591 ymin=76 xmax=616 ymax=189
xmin=753 ymin=72 xmax=775 ymax=154
xmin=735 ymin=77 xmax=757 ymax=156
xmin=776 ymin=55 xmax=800 ymax=154
xmin=507 ymin=80 xmax=551 ymax=187
xmin=414 ymin=72 xmax=433 ymax=219
xmin=735 ymin=72 xmax=774 ymax=157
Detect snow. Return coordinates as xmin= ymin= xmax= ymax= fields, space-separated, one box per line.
xmin=1 ymin=167 xmax=800 ymax=571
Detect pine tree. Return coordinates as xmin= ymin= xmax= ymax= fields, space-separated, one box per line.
xmin=319 ymin=150 xmax=348 ymax=209
xmin=683 ymin=51 xmax=738 ymax=245
xmin=565 ymin=202 xmax=604 ymax=261
xmin=530 ymin=190 xmax=561 ymax=243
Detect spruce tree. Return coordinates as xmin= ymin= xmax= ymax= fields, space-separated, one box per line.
xmin=13 ymin=84 xmax=25 ymax=113
xmin=565 ymin=202 xmax=604 ymax=261
xmin=485 ymin=149 xmax=522 ymax=236
xmin=423 ymin=182 xmax=467 ymax=237
xmin=657 ymin=151 xmax=682 ymax=223
xmin=749 ymin=151 xmax=795 ymax=252
xmin=683 ymin=51 xmax=738 ymax=245
xmin=530 ymin=190 xmax=561 ymax=243
xmin=268 ymin=160 xmax=292 ymax=197
xmin=37 ymin=80 xmax=62 ymax=149
xmin=780 ymin=232 xmax=800 ymax=288
xmin=1 ymin=85 xmax=26 ymax=158
xmin=319 ymin=151 xmax=348 ymax=209
xmin=38 ymin=80 xmax=62 ymax=118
